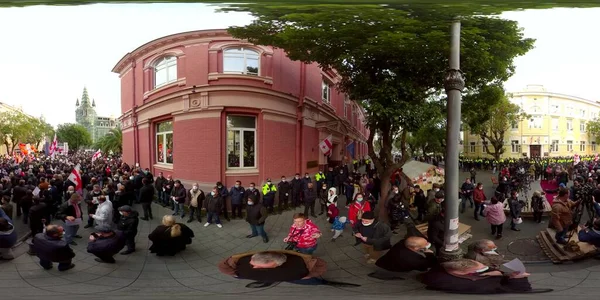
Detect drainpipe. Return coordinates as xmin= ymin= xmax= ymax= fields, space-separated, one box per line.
xmin=296 ymin=62 xmax=306 ymax=174
xmin=131 ymin=58 xmax=139 ymax=165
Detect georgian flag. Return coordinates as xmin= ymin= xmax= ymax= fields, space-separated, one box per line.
xmin=67 ymin=164 xmax=83 ymax=192
xmin=319 ymin=135 xmax=333 ymax=156
xmin=574 ymin=154 xmax=580 ymax=165
xmin=92 ymin=149 xmax=102 ymax=163
xmin=49 ymin=134 xmax=58 ymax=157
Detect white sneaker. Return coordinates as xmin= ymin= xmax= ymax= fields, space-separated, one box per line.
xmin=204 ymin=222 xmax=210 ymax=227
xmin=216 ymin=224 xmax=223 ymax=228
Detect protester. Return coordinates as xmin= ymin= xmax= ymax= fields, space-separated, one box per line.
xmin=116 ymin=205 xmax=139 ymax=255
xmin=204 ymin=186 xmax=224 ymax=228
xmin=483 ymin=197 xmax=506 ymax=240
xmin=245 ymin=195 xmax=269 ymax=243
xmin=352 ymin=211 xmax=392 ymax=264
xmin=464 ymin=239 xmax=504 ymax=268
xmin=283 ymin=213 xmax=321 ymax=254
xmin=90 ymin=195 xmax=113 ymax=228
xmin=32 ymin=225 xmax=75 ymax=271
xmin=87 ymin=224 xmax=126 ymax=263
xmin=139 ymin=177 xmax=155 ymax=221
xmin=369 ymin=236 xmax=437 ymax=280
xmin=149 ymin=215 xmax=194 ymax=256
xmin=186 ymin=183 xmax=205 ymax=223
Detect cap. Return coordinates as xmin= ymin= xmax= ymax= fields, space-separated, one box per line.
xmin=362 ymin=211 xmax=375 ymax=220
xmin=95 ymin=224 xmax=113 ymax=233
xmin=118 ymin=205 xmax=132 ymax=212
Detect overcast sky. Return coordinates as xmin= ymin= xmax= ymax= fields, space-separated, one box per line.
xmin=0 ymin=4 xmax=598 ymax=126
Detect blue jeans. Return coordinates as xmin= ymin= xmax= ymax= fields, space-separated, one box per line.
xmin=295 ymin=245 xmax=317 ymax=255
xmin=250 ymin=224 xmax=268 ymax=238
xmin=473 ymin=203 xmax=484 ymax=218
xmin=173 ymin=202 xmax=185 ymax=216
xmin=556 ymin=228 xmax=568 ymax=242
xmin=207 ymin=212 xmax=221 ymax=224
xmin=63 ymin=224 xmax=79 ymax=244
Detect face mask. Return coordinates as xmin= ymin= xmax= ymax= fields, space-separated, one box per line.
xmin=356 ymin=197 xmax=363 ymax=202
xmin=479 ymin=187 xmax=483 ymax=190
xmin=362 ymin=221 xmax=373 ymax=226
xmin=323 ymin=187 xmax=327 ymax=189
xmin=340 ymin=172 xmax=343 ymax=174
xmin=295 ymin=176 xmax=300 ymax=180
xmin=282 ymin=179 xmax=286 ymax=182
xmin=484 ymin=250 xmax=498 ymax=255
xmin=267 ymin=182 xmax=271 ymax=185
xmin=211 ymin=192 xmax=215 ymax=196
xmin=193 ymin=186 xmax=198 ymax=190
xmin=475 ymin=266 xmax=490 ymax=273
xmin=434 ymin=188 xmax=440 ymax=192
xmin=235 ymin=185 xmax=240 ymax=188
xmin=129 ymin=176 xmax=134 ymax=180
xmin=217 ymin=186 xmax=222 ymax=189
xmin=250 ymin=187 xmax=255 ymax=190
xmin=119 ymin=212 xmax=124 ymax=216
xmin=394 ymin=190 xmax=399 ymax=194
xmin=92 ymin=199 xmax=99 ymax=204
xmin=247 ymin=201 xmax=254 ymax=205
xmin=423 ymin=243 xmax=432 ymax=251
xmin=319 ymin=171 xmax=322 ymax=174
xmin=305 ymin=176 xmax=309 ymax=178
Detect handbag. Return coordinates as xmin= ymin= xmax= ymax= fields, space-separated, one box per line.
xmin=513 ymin=217 xmax=523 ymax=224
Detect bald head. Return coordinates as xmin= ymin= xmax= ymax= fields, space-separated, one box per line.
xmin=405 ymin=236 xmax=429 ymax=252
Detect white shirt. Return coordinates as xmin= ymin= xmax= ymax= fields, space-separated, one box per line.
xmin=92 ymin=200 xmax=113 ymax=228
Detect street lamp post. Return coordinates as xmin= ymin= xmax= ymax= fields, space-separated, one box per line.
xmin=441 ymin=19 xmax=465 ymax=261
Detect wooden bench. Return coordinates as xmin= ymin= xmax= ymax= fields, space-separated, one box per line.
xmin=537 ymin=228 xmax=598 ymax=264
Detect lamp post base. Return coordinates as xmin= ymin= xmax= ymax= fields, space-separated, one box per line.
xmin=438 ymin=248 xmax=463 ymax=263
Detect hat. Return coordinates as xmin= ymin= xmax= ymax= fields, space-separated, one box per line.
xmin=118 ymin=205 xmax=132 ymax=212
xmin=95 ymin=224 xmax=113 ymax=233
xmin=362 ymin=211 xmax=375 ymax=220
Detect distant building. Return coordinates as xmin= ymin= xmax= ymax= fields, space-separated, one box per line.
xmin=463 ymin=84 xmax=600 ymax=158
xmin=75 ymin=87 xmax=117 ymax=143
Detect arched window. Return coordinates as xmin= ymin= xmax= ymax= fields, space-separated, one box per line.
xmin=223 ymin=47 xmax=259 ymax=75
xmin=154 ymin=56 xmax=177 ymax=88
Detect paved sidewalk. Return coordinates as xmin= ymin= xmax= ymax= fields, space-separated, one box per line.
xmin=2 ymin=199 xmax=600 ymax=300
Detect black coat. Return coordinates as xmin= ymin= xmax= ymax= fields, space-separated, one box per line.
xmin=246 ymin=203 xmax=268 ymax=225
xmin=353 ymin=221 xmax=392 ymax=251
xmin=376 ymin=239 xmax=437 ymax=272
xmin=139 ymin=184 xmax=155 ymax=203
xmin=171 ymin=186 xmax=187 ymax=204
xmin=56 ymin=201 xmax=84 ymax=222
xmin=148 ymin=224 xmax=194 ymax=255
xmin=32 ymin=233 xmax=75 ymax=262
xmin=303 ymin=187 xmax=317 ymax=204
xmin=203 ymin=194 xmax=223 ymax=213
xmin=87 ymin=231 xmax=126 ymax=256
xmin=117 ymin=211 xmax=139 ymax=239
xmin=28 ymin=203 xmax=47 ymax=233
xmin=427 ymin=216 xmax=445 ymax=249
xmin=422 ymin=268 xmax=532 ymax=294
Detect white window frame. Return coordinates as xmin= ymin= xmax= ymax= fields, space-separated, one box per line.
xmin=227 ymin=116 xmax=257 ymax=169
xmin=567 ymin=119 xmax=573 ymax=131
xmin=550 ymin=104 xmax=559 ymax=114
xmin=551 ymin=140 xmax=559 ymax=152
xmin=154 ymin=56 xmax=177 ymax=88
xmin=567 ymin=106 xmax=574 ymax=116
xmin=592 ymin=141 xmax=597 ymax=152
xmin=580 ymin=121 xmax=586 ymax=132
xmin=511 ymin=140 xmax=521 ymax=153
xmin=580 ymin=141 xmax=586 ymax=152
xmin=223 ymin=47 xmax=260 ymax=75
xmin=551 ymin=118 xmax=559 ymax=131
xmin=528 ymin=116 xmax=542 ymax=129
xmin=322 ymin=81 xmax=331 ymax=104
xmin=581 ymin=109 xmax=586 ymax=118
xmin=469 ymin=142 xmax=475 ymax=153
xmin=567 ymin=140 xmax=573 ymax=152
xmin=156 ymin=121 xmax=173 ymax=164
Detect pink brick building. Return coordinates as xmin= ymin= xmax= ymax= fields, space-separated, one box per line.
xmin=112 ymin=29 xmax=369 ymax=188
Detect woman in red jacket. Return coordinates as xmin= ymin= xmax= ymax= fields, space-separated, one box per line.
xmin=348 ymin=193 xmax=372 ymax=226
xmin=473 ymin=183 xmax=487 ymax=221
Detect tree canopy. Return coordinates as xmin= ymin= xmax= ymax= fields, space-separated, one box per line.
xmin=93 ymin=127 xmax=122 ymax=154
xmin=224 ymin=5 xmax=534 ymax=196
xmin=463 ymin=85 xmax=528 ymax=160
xmin=56 ymin=123 xmax=92 ymax=150
xmin=0 ymin=110 xmax=54 ymax=154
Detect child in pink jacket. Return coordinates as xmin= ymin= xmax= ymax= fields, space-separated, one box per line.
xmin=483 ymin=197 xmax=506 ymax=239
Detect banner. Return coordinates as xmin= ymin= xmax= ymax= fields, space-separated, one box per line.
xmin=319 ymin=135 xmax=333 ymax=156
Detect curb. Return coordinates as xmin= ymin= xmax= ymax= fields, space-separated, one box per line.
xmin=12 ymin=230 xmax=32 ymax=249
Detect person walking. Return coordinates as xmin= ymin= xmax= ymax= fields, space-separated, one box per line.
xmin=473 ymin=183 xmax=486 ymax=221
xmin=245 ymin=195 xmax=269 ymax=243
xmin=116 ymin=205 xmax=139 ymax=255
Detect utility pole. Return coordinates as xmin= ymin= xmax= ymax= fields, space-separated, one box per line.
xmin=440 ymin=19 xmax=465 ymax=261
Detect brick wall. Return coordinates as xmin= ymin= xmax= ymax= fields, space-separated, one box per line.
xmin=263 ymin=119 xmax=296 ymax=179
xmin=172 ymin=117 xmax=221 ymax=182
xmin=303 ymin=126 xmax=319 ymax=173
xmin=122 ymin=130 xmax=134 ymax=165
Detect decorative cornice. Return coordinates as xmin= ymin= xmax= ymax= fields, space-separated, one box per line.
xmin=207 ymin=73 xmax=273 ymax=85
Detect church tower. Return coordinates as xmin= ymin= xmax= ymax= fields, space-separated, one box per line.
xmin=75 ymin=87 xmax=97 ymax=135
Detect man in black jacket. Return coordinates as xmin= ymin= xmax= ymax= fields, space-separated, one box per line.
xmin=87 ymin=224 xmax=126 ymax=263
xmin=139 ymin=178 xmax=155 ymax=221
xmin=245 ymin=195 xmax=269 ymax=243
xmin=291 ymin=174 xmax=304 ymax=208
xmin=369 ymin=236 xmax=437 ymax=280
xmin=427 ymin=210 xmax=445 ymax=254
xmin=353 ymin=211 xmax=392 ymax=264
xmin=154 ymin=172 xmax=166 ymax=204
xmin=117 ymin=205 xmax=139 ymax=255
xmin=56 ymin=193 xmax=84 ymax=246
xmin=32 ymin=225 xmax=75 ymax=271
xmin=303 ymin=182 xmax=317 ymax=218
xmin=277 ymin=176 xmax=292 ymax=213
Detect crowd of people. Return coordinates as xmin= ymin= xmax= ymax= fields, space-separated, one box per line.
xmin=2 ymin=151 xmax=594 ymax=294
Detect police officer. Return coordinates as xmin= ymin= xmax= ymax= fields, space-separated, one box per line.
xmin=261 ymin=178 xmax=277 ymax=214
xmin=277 ymin=176 xmax=291 ymax=213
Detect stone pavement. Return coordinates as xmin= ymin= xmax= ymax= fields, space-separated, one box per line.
xmin=2 ymin=197 xmax=600 ymax=300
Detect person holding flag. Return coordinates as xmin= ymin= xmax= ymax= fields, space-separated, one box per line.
xmin=92 ymin=149 xmax=102 ymax=164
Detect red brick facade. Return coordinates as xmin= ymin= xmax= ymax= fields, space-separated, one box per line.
xmin=112 ymin=29 xmax=369 ymax=188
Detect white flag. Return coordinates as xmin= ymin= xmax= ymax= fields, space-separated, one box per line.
xmin=92 ymin=149 xmax=102 ymax=163
xmin=319 ymin=135 xmax=333 ymax=156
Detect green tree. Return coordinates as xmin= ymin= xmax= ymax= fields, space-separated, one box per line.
xmin=223 ymin=4 xmax=534 ymax=215
xmin=94 ymin=127 xmax=122 ymax=154
xmin=26 ymin=117 xmax=55 ymax=147
xmin=587 ymin=118 xmax=600 ymax=144
xmin=0 ymin=110 xmax=35 ymax=154
xmin=56 ymin=123 xmax=92 ymax=150
xmin=463 ymin=85 xmax=528 ymax=160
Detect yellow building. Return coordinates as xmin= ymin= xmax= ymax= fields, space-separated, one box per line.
xmin=463 ymin=85 xmax=600 ymax=158
xmin=0 ymin=102 xmax=41 ymax=156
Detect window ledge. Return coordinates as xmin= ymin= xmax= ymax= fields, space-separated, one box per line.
xmin=208 ymin=73 xmax=273 ymax=85
xmin=225 ymin=168 xmax=259 ymax=175
xmin=144 ymin=78 xmax=187 ymax=100
xmin=154 ymin=163 xmax=174 ymax=170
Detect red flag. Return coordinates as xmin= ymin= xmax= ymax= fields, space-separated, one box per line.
xmin=67 ymin=165 xmax=83 ymax=192
xmin=319 ymin=135 xmax=333 ymax=156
